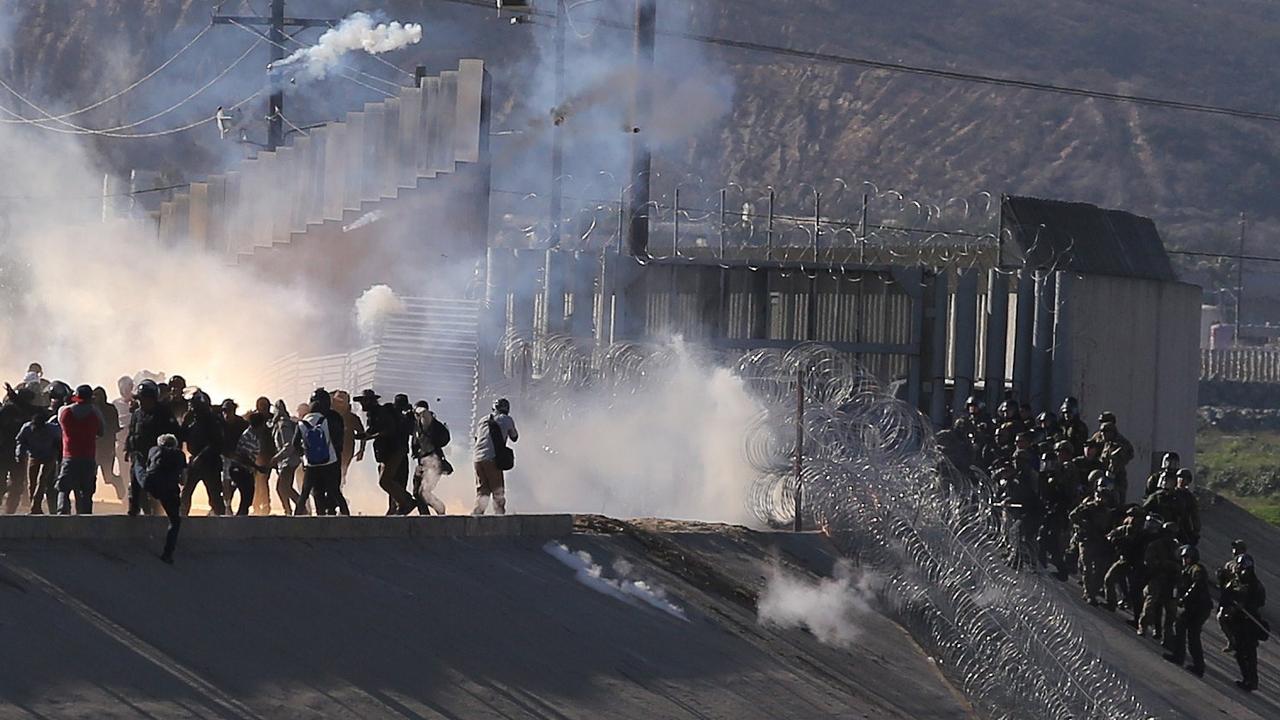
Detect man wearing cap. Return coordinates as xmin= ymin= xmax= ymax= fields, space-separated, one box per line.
xmin=126 ymin=381 xmax=180 ymax=516
xmin=55 ymin=385 xmax=105 ymax=514
xmin=473 ymin=398 xmax=518 ymax=516
xmin=218 ymin=399 xmax=248 ymax=510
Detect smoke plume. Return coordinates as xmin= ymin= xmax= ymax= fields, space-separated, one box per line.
xmin=270 ymin=12 xmax=422 ymax=79
xmin=354 ymin=284 xmax=405 ymax=342
xmin=757 ymin=560 xmax=878 ymax=648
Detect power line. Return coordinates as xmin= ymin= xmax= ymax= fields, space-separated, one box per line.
xmin=436 ymin=0 xmax=1280 ymax=125
xmin=0 ymin=37 xmax=264 ymax=136
xmin=0 ymin=23 xmax=213 ymax=125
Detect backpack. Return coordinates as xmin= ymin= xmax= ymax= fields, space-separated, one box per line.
xmin=299 ymin=417 xmax=334 ymax=465
xmin=487 ymin=415 xmax=514 ymax=471
xmin=427 ymin=418 xmax=451 ymax=449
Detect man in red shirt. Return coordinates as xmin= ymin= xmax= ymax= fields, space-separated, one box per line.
xmin=57 ymin=385 xmax=105 ymax=514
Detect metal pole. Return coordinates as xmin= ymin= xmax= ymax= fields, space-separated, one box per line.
xmin=673 ymin=187 xmax=680 ymax=258
xmin=626 ymin=0 xmax=656 ymax=257
xmin=794 ymin=367 xmax=804 ymax=532
xmin=267 ymin=0 xmax=285 ymax=150
xmin=859 ymin=192 xmax=869 ymax=264
xmin=718 ymin=187 xmax=726 ymax=259
xmin=767 ymin=188 xmax=775 ymax=261
xmin=550 ymin=0 xmax=566 ymax=248
xmin=813 ymin=190 xmax=821 ymax=261
xmin=1236 ymin=212 xmax=1247 ymax=338
xmin=996 ymin=193 xmax=1007 ymax=268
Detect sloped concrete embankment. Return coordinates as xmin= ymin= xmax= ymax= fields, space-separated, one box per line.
xmin=0 ymin=515 xmax=972 ymax=719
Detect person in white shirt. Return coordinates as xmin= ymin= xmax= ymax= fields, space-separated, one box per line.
xmin=473 ymin=398 xmax=517 ymax=515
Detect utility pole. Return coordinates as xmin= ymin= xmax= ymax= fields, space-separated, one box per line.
xmin=550 ymin=0 xmax=567 ymax=248
xmin=1236 ymin=211 xmax=1247 ymax=341
xmin=626 ymin=0 xmax=656 ymax=257
xmin=213 ymin=1 xmax=331 ymax=150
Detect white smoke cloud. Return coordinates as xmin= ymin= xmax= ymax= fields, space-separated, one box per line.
xmin=757 ymin=560 xmax=878 ymax=648
xmin=270 ymin=12 xmax=422 ymax=80
xmin=514 ymin=340 xmax=763 ymax=524
xmin=354 ymin=284 xmax=405 ymax=342
xmin=544 ymin=541 xmax=687 ymax=621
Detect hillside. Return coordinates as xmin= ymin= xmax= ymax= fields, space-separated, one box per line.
xmin=4 ymin=1 xmax=1280 ymax=283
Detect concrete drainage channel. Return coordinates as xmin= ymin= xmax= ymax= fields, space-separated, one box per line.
xmin=0 ymin=514 xmax=576 ymax=541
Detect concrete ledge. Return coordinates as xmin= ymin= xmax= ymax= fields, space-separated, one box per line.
xmin=0 ymin=514 xmax=574 ymax=541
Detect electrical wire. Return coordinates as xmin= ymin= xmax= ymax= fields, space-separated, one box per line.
xmin=436 ymin=0 xmax=1280 ymax=125
xmin=0 ymin=81 xmax=262 ymax=138
xmin=0 ymin=37 xmax=263 ymax=136
xmin=0 ymin=23 xmax=213 ymax=125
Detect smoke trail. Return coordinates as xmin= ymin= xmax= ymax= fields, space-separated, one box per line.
xmin=269 ymin=12 xmax=422 ymax=79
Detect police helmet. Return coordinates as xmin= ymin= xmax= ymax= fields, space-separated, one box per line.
xmin=1175 ymin=468 xmax=1194 ymax=486
xmin=1060 ymin=396 xmax=1079 ymax=414
xmin=1231 ymin=539 xmax=1248 ymax=554
xmin=189 ymin=390 xmax=211 ymax=407
xmin=997 ymin=400 xmax=1015 ymax=419
xmin=494 ymin=397 xmax=511 ymax=414
xmin=48 ymin=380 xmax=72 ymax=401
xmin=1098 ymin=411 xmax=1117 ymax=425
xmin=965 ymin=395 xmax=984 ymax=410
xmin=1143 ymin=516 xmax=1162 ymax=533
xmin=1158 ymin=473 xmax=1175 ymax=491
xmin=134 ymin=380 xmax=159 ymax=399
xmin=1161 ymin=452 xmax=1180 ymax=470
xmin=1180 ymin=545 xmax=1199 ymax=562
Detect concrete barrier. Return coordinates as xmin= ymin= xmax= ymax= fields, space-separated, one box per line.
xmin=0 ymin=514 xmax=574 ymax=541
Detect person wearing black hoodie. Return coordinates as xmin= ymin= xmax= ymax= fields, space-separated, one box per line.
xmin=0 ymin=386 xmax=37 ymax=514
xmin=143 ymin=434 xmax=187 ymax=564
xmin=125 ymin=382 xmax=180 ymax=516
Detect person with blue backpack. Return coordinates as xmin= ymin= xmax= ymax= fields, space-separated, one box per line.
xmin=293 ymin=388 xmax=348 ymax=516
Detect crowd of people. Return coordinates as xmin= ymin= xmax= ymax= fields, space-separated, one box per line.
xmin=0 ymin=363 xmax=519 ymax=563
xmin=936 ymin=394 xmax=1269 ymax=692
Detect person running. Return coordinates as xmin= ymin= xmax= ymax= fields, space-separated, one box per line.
xmin=91 ymin=386 xmax=124 ymax=501
xmin=142 ymin=434 xmax=187 ymax=564
xmin=226 ymin=411 xmax=269 ymax=516
xmin=473 ymin=398 xmax=518 ymax=516
xmin=330 ymin=390 xmax=366 ymax=489
xmin=15 ymin=407 xmax=60 ymax=515
xmin=126 ymin=381 xmax=180 ymax=516
xmin=179 ymin=390 xmax=226 ymax=516
xmin=411 ymin=400 xmax=452 ymax=515
xmin=294 ymin=389 xmax=348 ymax=516
xmin=0 ymin=386 xmax=37 ymax=514
xmin=270 ymin=400 xmax=303 ymax=516
xmin=355 ymin=389 xmax=415 ymax=515
xmin=55 ymin=385 xmax=105 ymax=514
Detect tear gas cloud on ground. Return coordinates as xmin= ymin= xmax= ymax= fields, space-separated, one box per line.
xmin=544 ymin=541 xmax=688 ymax=620
xmin=757 ymin=560 xmax=879 ymax=648
xmin=510 ymin=342 xmax=764 ymax=525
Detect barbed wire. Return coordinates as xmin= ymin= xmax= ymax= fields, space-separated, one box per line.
xmin=484 ymin=337 xmax=1160 ymax=720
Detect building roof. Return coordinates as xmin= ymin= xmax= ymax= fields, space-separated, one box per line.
xmin=1001 ymin=195 xmax=1176 ymax=281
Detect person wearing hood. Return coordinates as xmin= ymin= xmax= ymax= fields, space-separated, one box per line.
xmin=15 ymin=406 xmax=59 ymax=514
xmin=269 ymin=400 xmax=303 ymax=516
xmin=91 ymin=386 xmax=124 ymax=501
xmin=55 ymin=385 xmax=105 ymax=514
xmin=0 ymin=385 xmax=37 ymax=513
